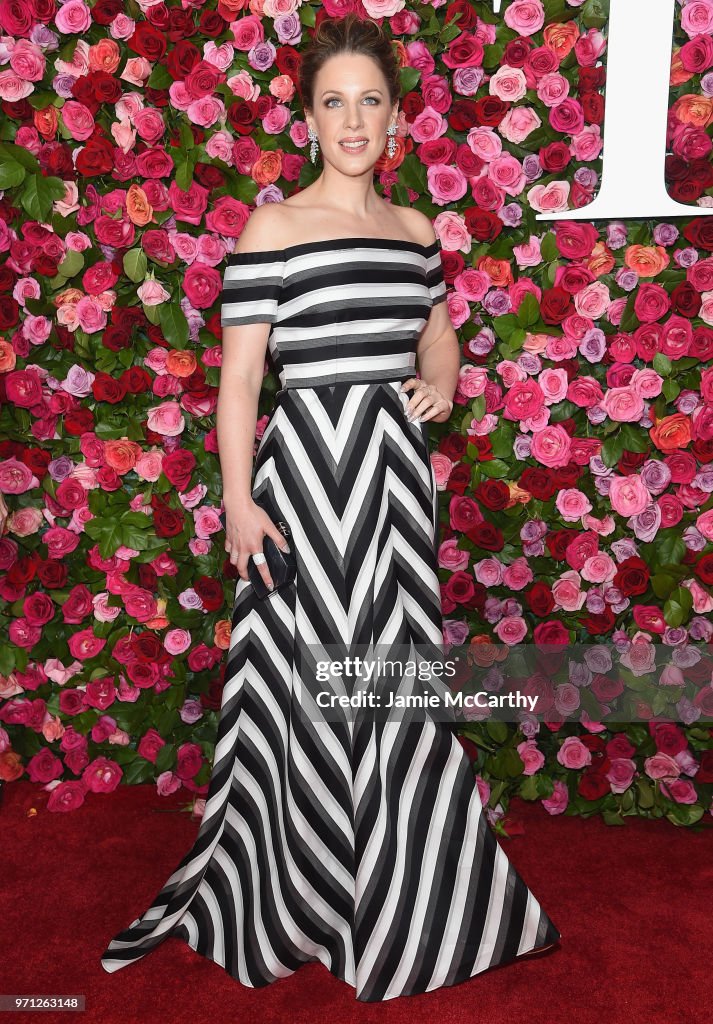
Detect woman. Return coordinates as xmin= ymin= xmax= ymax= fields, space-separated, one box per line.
xmin=101 ymin=13 xmax=561 ymax=1002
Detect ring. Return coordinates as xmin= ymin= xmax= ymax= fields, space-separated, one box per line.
xmin=251 ymin=552 xmax=266 ymax=565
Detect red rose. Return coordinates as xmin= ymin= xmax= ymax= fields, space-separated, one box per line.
xmin=153 ymin=506 xmax=185 ymax=538
xmin=546 ymin=529 xmax=577 ymax=561
xmin=445 ymin=463 xmax=471 ymax=495
xmin=467 ymin=521 xmax=504 ymax=552
xmin=683 ymin=218 xmax=713 ymax=251
xmin=697 ymin=750 xmax=713 ymax=784
xmin=540 ymin=287 xmax=573 ymax=324
xmin=133 ymin=633 xmax=163 ymax=664
xmin=195 ymin=576 xmax=224 ymax=612
xmin=473 ymin=96 xmax=509 ymax=127
xmin=613 ymin=556 xmax=650 ymax=597
xmin=649 ymin=722 xmax=687 ymax=757
xmin=670 ymin=281 xmax=702 ymax=318
xmin=520 ymin=466 xmax=556 ymax=500
xmin=92 ymin=372 xmax=127 ymax=404
xmin=474 ymin=479 xmax=510 ymax=511
xmin=527 ymin=582 xmax=555 ymax=617
xmin=533 ymin=621 xmax=570 ymax=645
xmin=163 ymin=449 xmax=196 ymax=490
xmin=695 ymin=554 xmax=713 ymax=585
xmin=440 ymin=433 xmax=468 ymax=461
xmin=580 ymin=91 xmax=604 ymax=124
xmin=577 ymin=606 xmax=617 ymax=635
xmin=577 ymin=770 xmax=611 ymax=802
xmin=466 ymin=208 xmax=503 ymax=242
xmin=127 ymin=22 xmax=167 ymax=61
xmin=37 ymin=559 xmax=68 ymax=589
xmin=75 ymin=137 xmax=114 ymax=177
xmin=539 ymin=141 xmax=572 ymax=173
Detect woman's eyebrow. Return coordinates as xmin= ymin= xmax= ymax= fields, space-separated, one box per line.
xmin=319 ymin=88 xmax=384 ymax=97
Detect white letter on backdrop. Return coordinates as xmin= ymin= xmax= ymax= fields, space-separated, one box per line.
xmin=490 ymin=0 xmax=713 ymax=220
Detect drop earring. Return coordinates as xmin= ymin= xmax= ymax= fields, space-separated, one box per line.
xmin=386 ymin=123 xmax=397 ymax=158
xmin=308 ymin=125 xmax=319 ymax=163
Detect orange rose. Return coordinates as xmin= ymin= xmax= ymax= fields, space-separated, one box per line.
xmin=253 ymin=150 xmax=283 ymax=186
xmin=88 ymin=38 xmax=121 ymax=75
xmin=671 ymin=50 xmax=694 ymax=87
xmin=543 ymin=21 xmax=579 ymax=60
xmin=166 ymin=350 xmax=197 ymax=378
xmin=0 ymin=339 xmax=16 ymax=373
xmin=506 ymin=482 xmax=532 ymax=507
xmin=671 ymin=94 xmax=713 ymax=128
xmin=478 ymin=256 xmax=513 ymax=288
xmin=0 ymin=750 xmax=24 ymax=782
xmin=34 ymin=105 xmax=58 ymax=141
xmin=588 ymin=241 xmax=616 ymax=278
xmin=104 ymin=439 xmax=141 ymax=474
xmin=215 ymin=618 xmax=232 ymax=650
xmin=649 ymin=413 xmax=692 ymax=451
xmin=624 ymin=244 xmax=670 ymax=278
xmin=126 ymin=183 xmax=153 ymax=227
xmin=468 ymin=635 xmax=510 ymax=668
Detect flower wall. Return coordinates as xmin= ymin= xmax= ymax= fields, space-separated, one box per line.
xmin=0 ymin=0 xmax=712 ymax=826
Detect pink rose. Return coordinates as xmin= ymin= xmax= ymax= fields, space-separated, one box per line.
xmin=644 ymin=752 xmax=680 ymax=781
xmin=499 ymin=106 xmax=542 ymax=144
xmin=504 ymin=0 xmax=545 ymax=36
xmin=555 ymin=488 xmax=593 ymax=522
xmin=474 ymin=557 xmax=504 ymax=587
xmin=557 ymin=736 xmax=592 ymax=770
xmin=531 ymin=423 xmax=572 ymax=467
xmin=517 ymin=739 xmax=545 ymax=776
xmin=489 ymin=66 xmax=528 ymax=103
xmin=502 ymin=557 xmax=533 ymax=590
xmin=146 ymin=401 xmax=185 ymax=437
xmin=431 ymin=452 xmax=454 ymax=489
xmin=573 ymin=281 xmax=610 ymax=319
xmin=82 ymin=755 xmax=122 ymax=793
xmin=468 ymin=126 xmax=502 ymax=162
xmin=54 ymin=0 xmax=92 ymax=34
xmin=528 ymin=180 xmax=570 ymax=213
xmin=601 ymin=386 xmax=645 ymax=423
xmin=503 ymin=378 xmax=545 ymax=421
xmin=581 ymin=553 xmax=616 ymax=583
xmin=542 ymin=779 xmax=569 ymax=815
xmin=493 ymin=615 xmax=528 ymax=645
xmin=609 ymin=474 xmax=651 ymax=516
xmin=605 ymin=758 xmax=637 ymax=794
xmin=552 ymin=570 xmax=585 ymax=612
xmin=427 ymin=163 xmax=468 ymax=205
xmin=660 ymin=779 xmax=698 ymax=804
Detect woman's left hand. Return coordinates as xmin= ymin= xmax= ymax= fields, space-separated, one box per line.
xmin=400 ymin=378 xmax=454 ymax=424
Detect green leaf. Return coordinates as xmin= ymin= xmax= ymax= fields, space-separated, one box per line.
xmin=57 ymin=249 xmax=85 ymax=280
xmin=479 ymin=458 xmax=510 ymax=479
xmin=619 ymin=424 xmax=649 ymax=453
xmin=124 ymin=248 xmax=147 ymax=283
xmin=158 ymin=300 xmax=189 ymax=349
xmin=515 ymin=292 xmax=540 ymax=328
xmin=653 ymin=352 xmax=672 ymax=377
xmin=493 ymin=313 xmax=521 ymax=343
xmin=20 ymin=172 xmax=66 ymax=220
xmin=540 ymin=232 xmax=559 ymax=263
xmin=601 ymin=432 xmax=625 ymax=468
xmin=471 ymin=393 xmax=486 ymax=421
xmin=0 ymin=149 xmax=25 ymax=188
xmin=663 ymin=585 xmax=693 ymax=628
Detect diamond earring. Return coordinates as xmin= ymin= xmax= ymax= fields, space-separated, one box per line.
xmin=308 ymin=125 xmax=319 ymax=163
xmin=386 ymin=123 xmax=397 ymax=158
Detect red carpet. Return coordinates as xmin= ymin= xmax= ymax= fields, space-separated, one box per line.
xmin=3 ymin=780 xmax=711 ymax=1024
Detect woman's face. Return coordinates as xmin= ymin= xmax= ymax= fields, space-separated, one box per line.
xmin=306 ymin=52 xmax=398 ymax=170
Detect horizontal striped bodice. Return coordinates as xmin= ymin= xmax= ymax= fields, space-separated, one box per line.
xmin=220 ymin=237 xmax=447 ymax=390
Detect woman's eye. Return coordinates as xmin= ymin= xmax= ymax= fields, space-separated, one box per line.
xmin=325 ymin=97 xmax=379 ymax=107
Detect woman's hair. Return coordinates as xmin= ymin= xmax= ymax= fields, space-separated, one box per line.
xmin=298 ymin=13 xmax=401 ymax=112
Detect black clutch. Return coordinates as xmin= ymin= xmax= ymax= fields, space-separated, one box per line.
xmin=219 ymin=508 xmax=296 ymax=599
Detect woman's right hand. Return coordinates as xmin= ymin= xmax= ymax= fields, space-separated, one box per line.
xmin=224 ymin=499 xmax=290 ymax=591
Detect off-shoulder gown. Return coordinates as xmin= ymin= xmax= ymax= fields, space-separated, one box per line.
xmin=100 ymin=236 xmax=561 ymax=1001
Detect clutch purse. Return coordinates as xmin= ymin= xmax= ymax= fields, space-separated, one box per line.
xmin=219 ymin=507 xmax=296 ymax=599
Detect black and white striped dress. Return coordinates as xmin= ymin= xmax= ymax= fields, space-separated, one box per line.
xmin=100 ymin=237 xmax=561 ymax=1001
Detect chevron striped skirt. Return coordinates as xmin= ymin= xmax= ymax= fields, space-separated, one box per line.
xmin=100 ymin=379 xmax=561 ymax=1000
